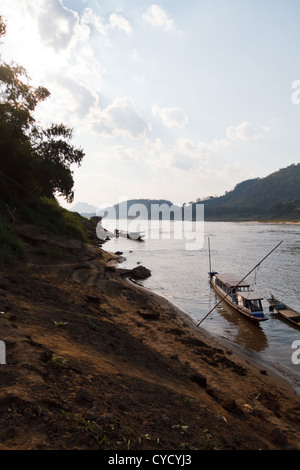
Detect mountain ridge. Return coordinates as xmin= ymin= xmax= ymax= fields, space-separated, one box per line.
xmin=200 ymin=163 xmax=300 ymax=220
xmin=71 ymin=164 xmax=300 ymax=221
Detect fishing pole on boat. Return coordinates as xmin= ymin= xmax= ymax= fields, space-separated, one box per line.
xmin=196 ymin=239 xmax=283 ymax=327
xmin=208 ymin=237 xmax=212 ymax=274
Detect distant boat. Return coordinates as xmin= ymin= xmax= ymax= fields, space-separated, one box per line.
xmin=96 ymin=224 xmax=145 ymax=242
xmin=267 ymin=295 xmax=300 ymax=328
xmin=209 ymin=271 xmax=269 ymax=323
xmin=114 ymin=229 xmax=145 ymax=241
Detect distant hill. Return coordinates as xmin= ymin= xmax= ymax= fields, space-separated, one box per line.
xmin=97 ymin=199 xmax=182 ymax=220
xmin=71 ymin=199 xmax=184 ymax=220
xmin=71 ymin=164 xmax=300 ymax=222
xmin=199 ymin=163 xmax=300 ymax=221
xmin=71 ymin=202 xmax=98 ymax=215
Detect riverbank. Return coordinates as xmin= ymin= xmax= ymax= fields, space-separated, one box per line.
xmin=0 ymin=222 xmax=299 ymax=450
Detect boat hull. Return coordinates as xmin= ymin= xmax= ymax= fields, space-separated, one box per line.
xmin=210 ymin=280 xmax=268 ymax=323
xmin=268 ymin=295 xmax=300 ymax=329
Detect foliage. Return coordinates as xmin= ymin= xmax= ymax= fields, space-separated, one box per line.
xmin=0 ymin=15 xmax=84 ymax=206
xmin=0 ymin=15 xmax=88 ymax=265
xmin=199 ymin=164 xmax=300 ymax=221
xmin=47 ymin=356 xmax=68 ymax=370
xmin=18 ymin=197 xmax=88 ymax=241
xmin=0 ymin=196 xmax=88 ymax=267
xmin=0 ymin=212 xmax=25 ymax=266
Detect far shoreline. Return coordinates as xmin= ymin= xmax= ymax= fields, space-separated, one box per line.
xmin=204 ymin=219 xmax=300 ymax=224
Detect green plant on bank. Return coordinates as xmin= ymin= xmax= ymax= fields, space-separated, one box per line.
xmin=19 ymin=197 xmax=88 ymax=242
xmin=88 ymin=322 xmax=101 ymax=331
xmin=52 ymin=320 xmax=68 ymax=327
xmin=0 ymin=214 xmax=25 ymax=266
xmin=47 ymin=356 xmax=68 ymax=370
xmin=172 ymin=424 xmax=189 ymax=435
xmin=60 ymin=409 xmax=72 ymax=417
xmin=79 ymin=418 xmax=111 ymax=448
xmin=77 ymin=418 xmax=201 ymax=450
xmin=0 ymin=197 xmax=89 ymax=268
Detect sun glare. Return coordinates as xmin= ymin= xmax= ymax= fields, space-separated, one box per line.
xmin=3 ymin=11 xmax=66 ymax=86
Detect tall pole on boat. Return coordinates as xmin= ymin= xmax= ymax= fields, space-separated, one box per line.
xmin=208 ymin=237 xmax=212 ymax=274
xmin=197 ymin=240 xmax=283 ymax=327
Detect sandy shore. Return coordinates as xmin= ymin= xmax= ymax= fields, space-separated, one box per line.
xmin=0 ymin=222 xmax=299 ymax=450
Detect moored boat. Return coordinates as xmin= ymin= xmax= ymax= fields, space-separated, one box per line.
xmin=115 ymin=229 xmax=145 ymax=240
xmin=209 ymin=271 xmax=269 ymax=322
xmin=197 ymin=237 xmax=282 ymax=327
xmin=267 ymin=295 xmax=300 ymax=328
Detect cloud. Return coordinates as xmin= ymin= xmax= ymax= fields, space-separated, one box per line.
xmin=170 ymin=153 xmax=195 ymax=171
xmin=80 ymin=7 xmax=106 ymax=35
xmin=226 ymin=121 xmax=270 ymax=141
xmin=145 ymin=137 xmax=206 ymax=173
xmin=152 ymin=105 xmax=188 ymax=128
xmin=104 ymin=145 xmax=139 ymax=162
xmin=109 ymin=14 xmax=132 ymax=35
xmin=80 ymin=8 xmax=132 ymax=36
xmin=142 ymin=5 xmax=174 ymax=31
xmin=48 ymin=74 xmax=98 ymax=118
xmin=35 ymin=0 xmax=80 ymax=51
xmin=92 ymin=97 xmax=151 ymax=139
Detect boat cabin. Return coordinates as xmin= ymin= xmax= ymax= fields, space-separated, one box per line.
xmin=210 ymin=272 xmax=265 ymax=319
xmin=211 ymin=273 xmax=250 ymax=293
xmin=237 ymin=291 xmax=264 ymax=316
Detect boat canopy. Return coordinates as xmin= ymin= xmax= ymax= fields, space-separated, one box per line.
xmin=238 ymin=291 xmax=263 ymax=301
xmin=215 ymin=273 xmax=250 ymax=288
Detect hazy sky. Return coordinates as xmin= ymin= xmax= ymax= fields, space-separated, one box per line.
xmin=1 ymin=0 xmax=300 ymax=209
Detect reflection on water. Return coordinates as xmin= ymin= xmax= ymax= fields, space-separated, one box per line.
xmin=212 ymin=296 xmax=269 ymax=352
xmin=104 ymin=220 xmax=300 ymax=391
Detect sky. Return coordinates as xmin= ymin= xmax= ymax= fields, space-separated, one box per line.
xmin=1 ymin=0 xmax=300 ymax=209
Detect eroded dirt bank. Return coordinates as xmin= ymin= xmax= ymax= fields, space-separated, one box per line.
xmin=0 ymin=224 xmax=299 ymax=450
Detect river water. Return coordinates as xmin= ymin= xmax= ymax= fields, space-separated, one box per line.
xmin=103 ymin=220 xmax=300 ymax=392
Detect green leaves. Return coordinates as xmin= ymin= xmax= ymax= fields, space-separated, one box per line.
xmin=0 ymin=16 xmax=84 ymax=205
xmin=0 ymin=63 xmax=50 ymax=113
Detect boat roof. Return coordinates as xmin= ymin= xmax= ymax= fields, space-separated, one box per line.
xmin=215 ymin=273 xmax=250 ymax=288
xmin=238 ymin=291 xmax=264 ymax=301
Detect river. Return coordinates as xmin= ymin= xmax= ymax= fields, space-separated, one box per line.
xmin=103 ymin=220 xmax=300 ymax=392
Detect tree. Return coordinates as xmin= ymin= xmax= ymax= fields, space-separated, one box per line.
xmin=0 ymin=15 xmax=84 ymax=205
xmin=33 ymin=124 xmax=85 ymax=203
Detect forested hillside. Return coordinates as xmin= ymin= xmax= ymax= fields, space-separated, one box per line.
xmin=199 ymin=164 xmax=300 ymax=221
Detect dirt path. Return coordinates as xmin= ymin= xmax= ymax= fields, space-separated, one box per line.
xmin=0 ymin=225 xmax=299 ymax=450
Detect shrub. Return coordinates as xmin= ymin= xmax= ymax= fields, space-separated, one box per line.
xmin=0 ymin=215 xmax=25 ymax=266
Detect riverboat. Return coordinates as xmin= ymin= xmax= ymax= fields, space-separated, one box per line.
xmin=209 ymin=271 xmax=269 ymax=322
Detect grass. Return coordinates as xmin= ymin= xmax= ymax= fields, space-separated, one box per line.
xmin=36 ymin=244 xmax=66 ymax=259
xmin=88 ymin=322 xmax=101 ymax=331
xmin=0 ymin=196 xmax=90 ymax=267
xmin=52 ymin=320 xmax=68 ymax=327
xmin=47 ymin=356 xmax=68 ymax=370
xmin=0 ymin=214 xmax=25 ymax=266
xmin=19 ymin=197 xmax=89 ymax=242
